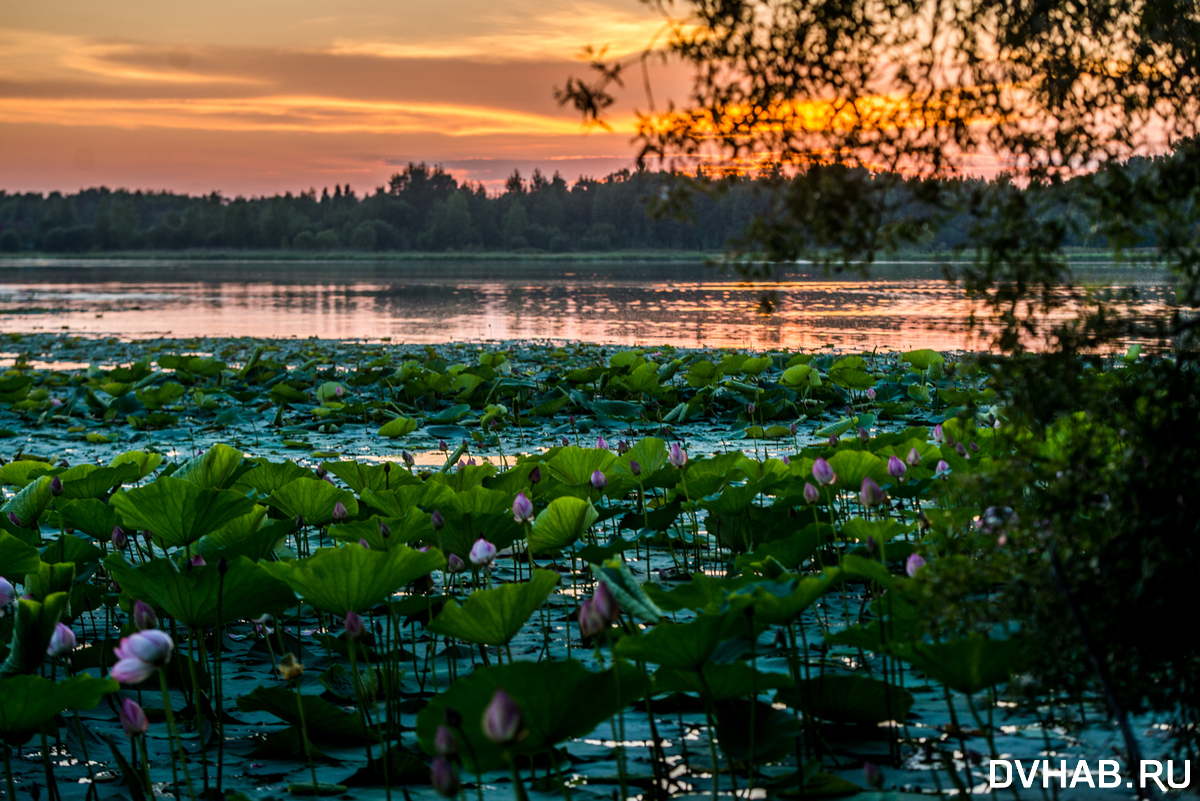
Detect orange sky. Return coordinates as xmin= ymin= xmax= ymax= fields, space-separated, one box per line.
xmin=0 ymin=0 xmax=691 ymax=196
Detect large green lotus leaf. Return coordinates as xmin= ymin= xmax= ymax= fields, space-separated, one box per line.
xmin=24 ymin=562 xmax=75 ymax=603
xmin=1 ymin=476 xmax=54 ymax=528
xmin=329 ymin=512 xmax=431 ymax=550
xmin=56 ymin=462 xmax=140 ymax=500
xmin=546 ymin=447 xmax=615 ymax=486
xmin=0 ymin=532 xmax=40 ymax=578
xmin=361 ymin=483 xmax=455 ymax=518
xmin=894 ymin=633 xmax=1025 ymax=694
xmin=260 ymin=544 xmax=445 ymax=614
xmin=198 ymin=515 xmax=294 ymax=563
xmin=109 ymin=450 xmax=164 ymax=480
xmin=0 ymin=674 xmax=119 ymax=743
xmin=105 ymin=553 xmax=296 ymax=627
xmin=781 ymin=364 xmax=819 ymax=388
xmin=527 ymin=496 xmax=597 ymax=554
xmin=901 ymin=349 xmax=945 ymax=370
xmin=777 ymin=674 xmax=914 ymax=725
xmin=654 ymin=663 xmax=794 ymax=701
xmin=444 ymin=486 xmax=510 ymax=516
xmin=715 ymin=699 xmax=803 ymax=764
xmin=235 ymin=458 xmax=314 ymax=496
xmin=591 ymin=558 xmax=664 ymax=623
xmin=0 ymin=461 xmax=53 ymax=488
xmin=237 ymin=685 xmax=377 ymax=744
xmin=643 ymin=573 xmax=757 ymax=613
xmin=828 ymin=450 xmax=890 ymax=491
xmin=733 ymin=525 xmax=829 ymax=574
xmin=613 ymin=613 xmax=732 ymax=670
xmin=377 ymin=416 xmax=419 ymax=438
xmin=720 ymin=571 xmax=842 ymax=626
xmin=268 ymin=478 xmax=359 ymax=527
xmin=172 ymin=443 xmax=250 ymax=489
xmin=0 ymin=593 xmax=68 ymax=677
xmin=428 ymin=463 xmax=497 ymax=493
xmin=40 ymin=535 xmax=103 ymax=572
xmin=321 ymin=461 xmax=419 ymax=494
xmin=426 ymin=569 xmax=558 ymax=646
xmin=678 ymin=451 xmax=747 ymax=497
xmin=611 ymin=437 xmax=669 ymax=481
xmin=840 ymin=518 xmax=914 ymax=547
xmin=111 ymin=477 xmax=258 ymax=549
xmin=416 ymin=660 xmax=651 ymax=772
xmin=59 ymin=498 xmax=123 ymax=542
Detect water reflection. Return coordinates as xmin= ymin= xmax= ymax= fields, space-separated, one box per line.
xmin=0 ymin=259 xmax=1171 ymax=351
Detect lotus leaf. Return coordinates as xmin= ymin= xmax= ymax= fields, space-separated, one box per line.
xmin=260 ymin=544 xmax=445 ymax=613
xmin=426 ymin=569 xmax=558 ymax=646
xmin=111 ymin=477 xmax=258 ymax=549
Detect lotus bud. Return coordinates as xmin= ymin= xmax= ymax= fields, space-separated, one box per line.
xmin=481 ymin=688 xmax=523 ymax=745
xmin=335 ymin=385 xmax=344 ymax=397
xmin=431 ymin=510 xmax=445 ymax=531
xmin=512 ymin=492 xmax=535 ymax=524
xmin=969 ymin=441 xmax=979 ymax=452
xmin=630 ymin=460 xmax=642 ymax=477
xmin=578 ymin=599 xmax=605 ymax=639
xmin=434 ymin=725 xmax=458 ymax=759
xmin=111 ymin=526 xmax=128 ymax=549
xmin=803 ymin=482 xmax=819 ymax=505
xmin=866 ymin=388 xmax=876 ymax=400
xmin=829 ymin=434 xmax=839 ymax=447
xmin=859 ymin=476 xmax=887 ymax=507
xmin=773 ymin=628 xmax=788 ymax=649
xmin=345 ymin=611 xmax=365 ymax=641
xmin=561 ymin=436 xmax=570 ymax=447
xmin=295 ymin=515 xmax=304 ymax=528
xmin=956 ymin=441 xmax=969 ymax=458
xmin=887 ymin=455 xmax=907 ymax=479
xmin=932 ymin=424 xmax=944 ymax=443
xmin=592 ymin=582 xmax=619 ymax=622
xmin=119 ymin=698 xmax=149 ymax=738
xmin=446 ymin=553 xmax=466 ymax=574
xmin=7 ymin=511 xmax=20 ymax=527
xmin=590 ymin=470 xmax=607 ymax=490
xmin=812 ymin=457 xmax=835 ymax=486
xmin=277 ymin=652 xmax=304 ymax=681
xmin=431 ymin=757 xmax=460 ymax=798
xmin=789 ymin=422 xmax=798 ymax=435
xmin=379 ymin=521 xmax=391 ymax=538
xmin=935 ymin=459 xmax=950 ymax=477
xmin=747 ymin=402 xmax=756 ymax=415
xmin=596 ymin=436 xmax=608 ymax=450
xmin=469 ymin=538 xmax=497 ymax=568
xmin=863 ymin=762 xmax=884 ymax=789
xmin=333 ymin=501 xmax=349 ymax=521
xmin=906 ymin=448 xmax=921 ymax=467
xmin=0 ymin=577 xmax=14 ymax=606
xmin=47 ymin=622 xmax=76 ymax=658
xmin=50 ymin=476 xmax=63 ymax=497
xmin=781 ymin=455 xmax=790 ymax=465
xmin=668 ymin=442 xmax=688 ymax=468
xmin=568 ymin=415 xmax=576 ymax=426
xmin=317 ymin=466 xmax=328 ymax=479
xmin=439 ymin=439 xmax=449 ymax=451
xmin=190 ymin=554 xmax=206 ymax=568
xmin=858 ymin=426 xmax=870 ymax=443
xmin=402 ymin=450 xmax=415 ymax=467
xmin=322 ymin=474 xmax=337 ymax=486
xmin=133 ymin=600 xmax=158 ymax=631
xmin=993 ymin=419 xmax=1001 ymax=430
xmin=906 ymin=554 xmax=927 ymax=577
xmin=529 ymin=466 xmax=542 ymax=484
xmin=358 ymin=538 xmax=370 ymax=549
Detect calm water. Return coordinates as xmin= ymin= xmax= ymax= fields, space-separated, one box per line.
xmin=0 ymin=258 xmax=1172 ymax=351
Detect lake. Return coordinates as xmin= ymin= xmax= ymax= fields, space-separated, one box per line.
xmin=0 ymin=258 xmax=1172 ymax=351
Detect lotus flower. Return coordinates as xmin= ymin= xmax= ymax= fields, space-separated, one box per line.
xmin=50 ymin=476 xmax=63 ymax=497
xmin=935 ymin=459 xmax=950 ymax=478
xmin=469 ymin=538 xmax=496 ymax=568
xmin=358 ymin=538 xmax=370 ymax=549
xmin=431 ymin=510 xmax=445 ymax=531
xmin=133 ymin=600 xmax=158 ymax=631
xmin=402 ymin=450 xmax=415 ymax=467
xmin=512 ymin=492 xmax=535 ymax=524
xmin=0 ymin=577 xmax=14 ymax=606
xmin=803 ymin=482 xmax=819 ymax=505
xmin=434 ymin=725 xmax=458 ymax=758
xmin=906 ymin=554 xmax=927 ymax=577
xmin=7 ymin=511 xmax=21 ymax=527
xmin=829 ymin=434 xmax=839 ymax=447
xmin=111 ymin=630 xmax=174 ymax=684
xmin=669 ymin=442 xmax=688 ymax=468
xmin=887 ymin=455 xmax=907 ymax=479
xmin=333 ymin=501 xmax=349 ymax=521
xmin=858 ymin=427 xmax=870 ymax=443
xmin=789 ymin=422 xmax=798 ymax=435
xmin=345 ymin=611 xmax=365 ymax=641
xmin=590 ymin=470 xmax=607 ymax=490
xmin=596 ymin=436 xmax=608 ymax=450
xmin=47 ymin=623 xmax=76 ymax=658
xmin=190 ymin=554 xmax=206 ymax=568
xmin=379 ymin=521 xmax=391 ymax=539
xmin=630 ymin=460 xmax=641 ymax=477
xmin=859 ymin=476 xmax=887 ymax=507
xmin=866 ymin=388 xmax=876 ymax=400
xmin=561 ymin=436 xmax=570 ymax=447
xmin=439 ymin=439 xmax=449 ymax=451
xmin=111 ymin=526 xmax=128 ymax=549
xmin=431 ymin=757 xmax=460 ymax=798
xmin=446 ymin=553 xmax=466 ymax=574
xmin=812 ymin=457 xmax=836 ymax=486
xmin=578 ymin=599 xmax=605 ymax=639
xmin=747 ymin=402 xmax=756 ymax=415
xmin=932 ymin=424 xmax=945 ymax=443
xmin=592 ymin=582 xmax=619 ymax=623
xmin=119 ymin=698 xmax=149 ymax=738
xmin=529 ymin=467 xmax=542 ymax=484
xmin=481 ymin=688 xmax=523 ymax=745
xmin=906 ymin=448 xmax=921 ymax=467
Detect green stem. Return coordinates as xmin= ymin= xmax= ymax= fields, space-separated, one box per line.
xmin=291 ymin=678 xmax=320 ymax=791
xmin=159 ymin=668 xmax=196 ymax=801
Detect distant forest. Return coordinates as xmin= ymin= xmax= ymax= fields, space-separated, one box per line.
xmin=0 ymin=151 xmax=1189 ymax=255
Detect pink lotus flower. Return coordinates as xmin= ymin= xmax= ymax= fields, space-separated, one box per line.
xmin=119 ymin=698 xmax=149 ymax=738
xmin=935 ymin=459 xmax=950 ymax=478
xmin=859 ymin=477 xmax=887 ymax=507
xmin=0 ymin=577 xmax=14 ymax=606
xmin=345 ymin=611 xmax=365 ymax=641
xmin=812 ymin=457 xmax=836 ymax=486
xmin=469 ymin=538 xmax=496 ymax=568
xmin=887 ymin=455 xmax=907 ymax=479
xmin=133 ymin=600 xmax=158 ymax=631
xmin=932 ymin=424 xmax=944 ymax=444
xmin=47 ymin=623 xmax=76 ymax=658
xmin=669 ymin=442 xmax=688 ymax=468
xmin=333 ymin=501 xmax=349 ymax=521
xmin=481 ymin=688 xmax=523 ymax=745
xmin=434 ymin=725 xmax=458 ymax=758
xmin=906 ymin=448 xmax=921 ymax=467
xmin=111 ymin=630 xmax=174 ymax=684
xmin=906 ymin=554 xmax=927 ymax=577
xmin=590 ymin=470 xmax=607 ymax=490
xmin=446 ymin=553 xmax=466 ymax=574
xmin=596 ymin=436 xmax=608 ymax=450
xmin=578 ymin=599 xmax=605 ymax=639
xmin=111 ymin=526 xmax=128 ymax=549
xmin=592 ymin=582 xmax=619 ymax=623
xmin=803 ymin=482 xmax=819 ymax=505
xmin=431 ymin=757 xmax=460 ymax=798
xmin=512 ymin=492 xmax=535 ymax=524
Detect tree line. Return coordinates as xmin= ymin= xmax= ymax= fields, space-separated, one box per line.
xmin=0 ymin=155 xmax=1188 ymax=256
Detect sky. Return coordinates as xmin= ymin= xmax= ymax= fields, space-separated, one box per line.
xmin=0 ymin=0 xmax=692 ymax=196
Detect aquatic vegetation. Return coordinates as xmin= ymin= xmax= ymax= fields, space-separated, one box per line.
xmin=0 ymin=334 xmax=1193 ymax=799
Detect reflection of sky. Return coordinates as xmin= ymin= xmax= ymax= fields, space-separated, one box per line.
xmin=0 ymin=260 xmax=1171 ymax=352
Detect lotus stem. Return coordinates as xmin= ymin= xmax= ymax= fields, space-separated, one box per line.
xmin=159 ymin=667 xmax=196 ymax=801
